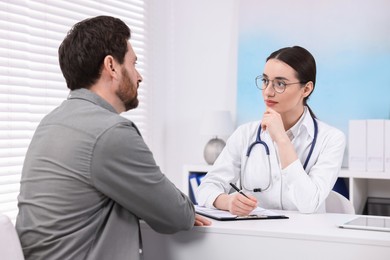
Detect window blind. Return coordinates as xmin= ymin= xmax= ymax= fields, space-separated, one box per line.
xmin=0 ymin=0 xmax=149 ymax=223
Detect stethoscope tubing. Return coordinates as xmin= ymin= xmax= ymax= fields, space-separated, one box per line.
xmin=240 ymin=116 xmax=318 ymax=193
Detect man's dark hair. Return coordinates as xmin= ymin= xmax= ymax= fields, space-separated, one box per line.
xmin=58 ymin=16 xmax=131 ymax=90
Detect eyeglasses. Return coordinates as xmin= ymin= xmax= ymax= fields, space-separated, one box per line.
xmin=255 ymin=76 xmax=303 ymax=94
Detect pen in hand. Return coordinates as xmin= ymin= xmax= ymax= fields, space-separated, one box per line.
xmin=229 ymin=183 xmax=249 ymax=199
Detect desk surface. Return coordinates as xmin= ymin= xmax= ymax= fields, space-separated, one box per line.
xmin=141 ymin=211 xmax=390 ymax=260
xmin=190 ymin=212 xmax=390 ymax=246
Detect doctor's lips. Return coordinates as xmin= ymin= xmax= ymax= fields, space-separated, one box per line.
xmin=265 ymin=100 xmax=278 ymax=106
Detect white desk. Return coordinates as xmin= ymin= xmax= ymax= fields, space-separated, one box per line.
xmin=141 ymin=212 xmax=390 ymax=260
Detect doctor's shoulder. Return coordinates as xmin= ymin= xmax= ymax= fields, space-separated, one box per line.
xmin=227 ymin=121 xmax=260 ymax=144
xmin=316 ymin=120 xmax=346 ymax=145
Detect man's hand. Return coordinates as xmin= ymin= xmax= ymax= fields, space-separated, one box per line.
xmin=194 ymin=214 xmax=212 ymax=226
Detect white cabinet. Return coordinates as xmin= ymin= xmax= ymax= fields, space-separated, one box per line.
xmin=339 ymin=169 xmax=390 ymax=214
xmin=183 ymin=164 xmax=390 ymax=214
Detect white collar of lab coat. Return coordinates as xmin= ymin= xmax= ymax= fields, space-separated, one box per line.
xmin=287 ymin=106 xmax=316 ymax=141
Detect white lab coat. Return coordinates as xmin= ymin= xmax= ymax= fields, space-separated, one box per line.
xmin=197 ymin=109 xmax=346 ymax=213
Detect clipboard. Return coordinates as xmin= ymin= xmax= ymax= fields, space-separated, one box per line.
xmin=195 ymin=205 xmax=288 ymax=221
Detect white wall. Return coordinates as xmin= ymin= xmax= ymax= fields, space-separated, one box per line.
xmin=148 ymin=0 xmax=239 ymax=188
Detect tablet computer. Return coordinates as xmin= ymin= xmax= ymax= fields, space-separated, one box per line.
xmin=339 ymin=215 xmax=390 ymax=232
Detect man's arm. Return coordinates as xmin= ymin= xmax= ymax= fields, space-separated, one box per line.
xmin=91 ymin=122 xmax=195 ymax=233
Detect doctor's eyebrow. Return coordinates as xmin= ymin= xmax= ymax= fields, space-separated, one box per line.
xmin=262 ymin=74 xmax=289 ymax=81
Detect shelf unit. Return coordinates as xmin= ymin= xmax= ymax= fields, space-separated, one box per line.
xmin=182 ymin=164 xmax=211 ymax=201
xmin=339 ymin=169 xmax=390 ymax=214
xmin=183 ymin=164 xmax=390 ymax=214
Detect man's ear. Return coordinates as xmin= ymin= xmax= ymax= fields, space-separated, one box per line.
xmin=103 ymin=55 xmax=117 ymax=76
xmin=303 ymin=81 xmax=314 ymax=98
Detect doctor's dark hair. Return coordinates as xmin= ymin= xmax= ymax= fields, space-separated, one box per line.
xmin=266 ymin=46 xmax=317 ymax=118
xmin=58 ymin=16 xmax=131 ymax=90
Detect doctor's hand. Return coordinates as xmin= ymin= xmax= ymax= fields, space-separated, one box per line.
xmin=194 ymin=213 xmax=212 ymax=226
xmin=227 ymin=193 xmax=258 ymax=216
xmin=261 ymin=107 xmax=288 ymax=143
xmin=262 ymin=107 xmax=298 ymax=169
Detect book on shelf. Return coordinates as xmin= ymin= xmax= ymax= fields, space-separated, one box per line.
xmin=348 ymin=120 xmax=367 ymax=171
xmin=385 ymin=120 xmax=390 ymax=172
xmin=188 ymin=172 xmax=207 ymax=204
xmin=367 ymin=120 xmax=384 ymax=171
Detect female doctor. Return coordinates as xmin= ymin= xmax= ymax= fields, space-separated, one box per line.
xmin=197 ymin=46 xmax=345 ymax=215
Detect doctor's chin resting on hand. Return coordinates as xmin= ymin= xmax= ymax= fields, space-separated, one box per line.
xmin=197 ymin=46 xmax=345 ymax=215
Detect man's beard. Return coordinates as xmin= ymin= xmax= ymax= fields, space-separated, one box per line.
xmin=117 ymin=67 xmax=139 ymax=111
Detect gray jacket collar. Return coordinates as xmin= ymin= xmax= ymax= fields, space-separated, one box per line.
xmin=67 ymin=88 xmax=118 ymax=114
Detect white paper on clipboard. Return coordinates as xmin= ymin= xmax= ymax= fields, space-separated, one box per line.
xmin=195 ymin=205 xmax=288 ymax=221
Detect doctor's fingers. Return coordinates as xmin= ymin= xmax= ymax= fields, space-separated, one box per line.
xmin=262 ymin=113 xmax=283 ymax=129
xmin=235 ymin=193 xmax=257 ymax=207
xmin=231 ymin=195 xmax=257 ymax=212
xmin=263 ymin=107 xmax=279 ymax=116
xmin=230 ymin=203 xmax=255 ymax=216
xmin=246 ymin=194 xmax=258 ymax=205
xmin=262 ymin=116 xmax=285 ymax=140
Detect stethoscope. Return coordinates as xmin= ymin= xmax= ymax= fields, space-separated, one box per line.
xmin=240 ymin=115 xmax=318 ymax=192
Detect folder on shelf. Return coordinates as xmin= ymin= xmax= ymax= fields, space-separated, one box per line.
xmin=188 ymin=172 xmax=207 ymax=204
xmin=385 ymin=120 xmax=390 ymax=172
xmin=197 ymin=174 xmax=206 ymax=186
xmin=189 ymin=173 xmax=200 ymax=204
xmin=348 ymin=120 xmax=367 ymax=171
xmin=367 ymin=120 xmax=384 ymax=171
xmin=195 ymin=205 xmax=289 ymax=221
